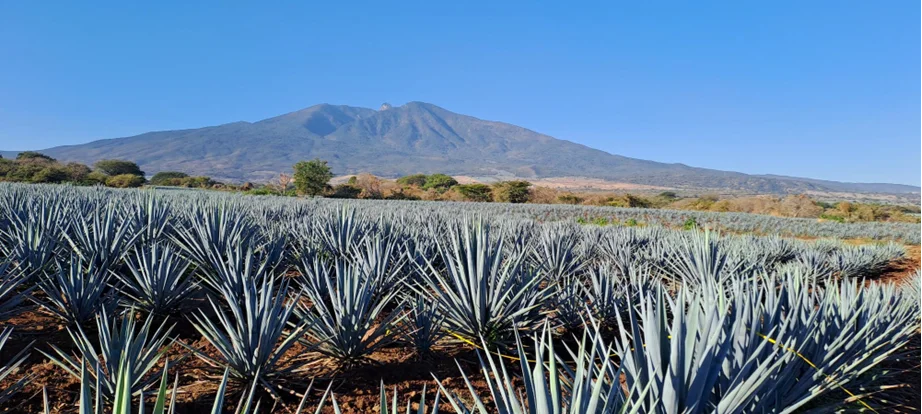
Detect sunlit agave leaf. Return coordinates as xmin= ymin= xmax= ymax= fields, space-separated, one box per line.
xmin=127 ymin=191 xmax=173 ymax=246
xmin=380 ymin=381 xmax=441 ymax=414
xmin=116 ymin=243 xmax=199 ymax=315
xmin=297 ymin=260 xmax=403 ymax=365
xmin=530 ymin=222 xmax=585 ymax=282
xmin=185 ymin=277 xmax=308 ymax=395
xmin=436 ymin=322 xmax=647 ymax=414
xmin=416 ymin=218 xmax=551 ymax=346
xmin=62 ymin=202 xmax=142 ymax=271
xmin=42 ymin=308 xmax=174 ymax=400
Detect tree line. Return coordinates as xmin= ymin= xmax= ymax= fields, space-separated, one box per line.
xmin=2 ymin=154 xmax=916 ymax=223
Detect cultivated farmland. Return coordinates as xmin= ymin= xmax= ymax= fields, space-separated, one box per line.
xmin=0 ymin=183 xmax=918 ymax=413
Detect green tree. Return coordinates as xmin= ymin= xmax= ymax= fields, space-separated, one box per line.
xmin=16 ymin=151 xmax=56 ymax=162
xmin=396 ymin=174 xmax=428 ymax=187
xmin=293 ymin=158 xmax=333 ymax=197
xmin=422 ymin=174 xmax=458 ymax=192
xmin=106 ymin=174 xmax=145 ymax=188
xmin=63 ymin=162 xmax=92 ymax=182
xmin=32 ymin=166 xmax=70 ymax=183
xmin=94 ymin=159 xmax=144 ymax=177
xmin=607 ymin=193 xmax=652 ymax=208
xmin=183 ymin=176 xmax=216 ymax=188
xmin=492 ymin=180 xmax=532 ymax=203
xmin=7 ymin=163 xmax=44 ymax=181
xmin=150 ymin=171 xmax=189 ymax=185
xmin=85 ymin=171 xmax=110 ymax=185
xmin=0 ymin=158 xmax=15 ymax=177
xmin=455 ymin=184 xmax=493 ymax=202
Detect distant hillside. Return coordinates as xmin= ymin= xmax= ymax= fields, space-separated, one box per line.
xmin=3 ymin=102 xmax=918 ymax=194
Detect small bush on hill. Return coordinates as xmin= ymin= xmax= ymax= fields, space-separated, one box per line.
xmin=492 ymin=181 xmax=532 ymax=203
xmin=422 ymin=174 xmax=458 ymax=192
xmin=150 ymin=171 xmax=189 ymax=185
xmin=94 ymin=159 xmax=144 ymax=177
xmin=105 ymin=174 xmax=145 ymax=188
xmin=455 ymin=184 xmax=493 ymax=202
xmin=396 ymin=174 xmax=428 ymax=187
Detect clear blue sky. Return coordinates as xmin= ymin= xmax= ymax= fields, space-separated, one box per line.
xmin=1 ymin=1 xmax=918 ymax=185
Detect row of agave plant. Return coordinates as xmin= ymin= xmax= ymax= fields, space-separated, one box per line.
xmin=0 ymin=183 xmax=916 ymax=413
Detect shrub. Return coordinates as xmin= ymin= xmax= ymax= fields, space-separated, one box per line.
xmin=354 ymin=173 xmax=383 ymax=198
xmin=106 ymin=174 xmax=145 ymax=188
xmin=32 ymin=167 xmax=69 ymax=183
xmin=396 ymin=174 xmax=428 ymax=187
xmin=492 ymin=180 xmax=531 ymax=203
xmin=5 ymin=163 xmax=44 ymax=181
xmin=819 ymin=214 xmax=846 ymax=223
xmin=149 ymin=171 xmax=189 ymax=185
xmin=422 ymin=174 xmax=457 ymax=191
xmin=244 ymin=187 xmax=277 ymax=196
xmin=63 ymin=162 xmax=92 ymax=182
xmin=16 ymin=151 xmax=55 ymax=162
xmin=84 ymin=171 xmax=109 ymax=185
xmin=454 ymin=184 xmax=493 ymax=202
xmin=180 ymin=176 xmax=216 ymax=188
xmin=0 ymin=159 xmax=14 ymax=177
xmin=94 ymin=159 xmax=144 ymax=176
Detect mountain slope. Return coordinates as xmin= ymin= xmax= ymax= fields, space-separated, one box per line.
xmin=3 ymin=102 xmax=917 ymax=194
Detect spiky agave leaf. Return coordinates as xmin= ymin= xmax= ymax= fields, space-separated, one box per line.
xmin=34 ymin=254 xmax=116 ymax=326
xmin=399 ymin=293 xmax=446 ymax=358
xmin=436 ymin=323 xmax=646 ymax=414
xmin=0 ymin=198 xmax=70 ymax=277
xmin=585 ymin=265 xmax=626 ymax=328
xmin=0 ymin=261 xmax=30 ymax=319
xmin=0 ymin=327 xmax=33 ymax=406
xmin=530 ymin=223 xmax=585 ymax=282
xmin=127 ymin=191 xmax=173 ymax=246
xmin=767 ymin=276 xmax=920 ymax=412
xmin=662 ymin=229 xmax=748 ymax=289
xmin=350 ymin=232 xmax=408 ymax=293
xmin=170 ymin=200 xmax=259 ymax=269
xmin=614 ymin=281 xmax=794 ymax=414
xmin=62 ymin=202 xmax=142 ymax=271
xmin=550 ymin=274 xmax=588 ymax=332
xmin=612 ymin=269 xmax=919 ymax=413
xmin=379 ymin=381 xmax=441 ymax=414
xmin=185 ymin=276 xmax=308 ymax=395
xmin=116 ymin=243 xmax=199 ymax=315
xmin=416 ymin=218 xmax=551 ymax=346
xmin=197 ymin=241 xmax=277 ymax=305
xmin=42 ymin=308 xmax=174 ymax=401
xmin=297 ymin=260 xmax=403 ymax=365
xmin=316 ymin=205 xmax=369 ymax=259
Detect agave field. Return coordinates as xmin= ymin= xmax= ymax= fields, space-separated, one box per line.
xmin=0 ymin=183 xmax=918 ymax=413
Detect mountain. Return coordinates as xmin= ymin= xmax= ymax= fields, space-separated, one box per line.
xmin=3 ymin=102 xmax=918 ymax=195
